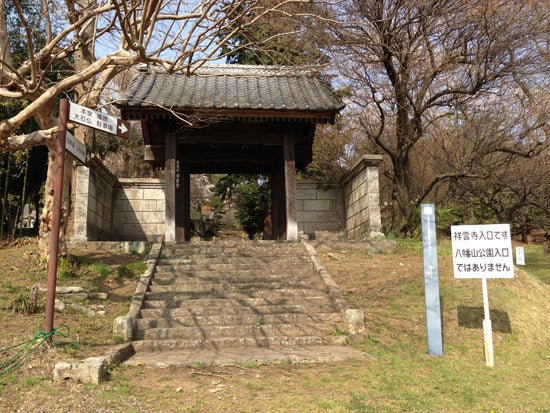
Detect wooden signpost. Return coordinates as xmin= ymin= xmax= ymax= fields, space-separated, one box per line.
xmin=451 ymin=223 xmax=514 ymax=367
xmin=44 ymin=99 xmax=129 ymax=337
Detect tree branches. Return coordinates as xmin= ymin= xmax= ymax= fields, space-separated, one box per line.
xmin=1 ymin=0 xmax=327 ymax=150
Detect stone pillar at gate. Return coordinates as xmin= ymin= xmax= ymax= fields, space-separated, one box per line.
xmin=341 ymin=155 xmax=385 ymax=240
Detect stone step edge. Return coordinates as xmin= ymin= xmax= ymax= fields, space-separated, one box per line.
xmin=136 ymin=313 xmax=343 ymax=328
xmin=135 ymin=323 xmax=344 ymax=341
xmin=138 ymin=304 xmax=338 ymax=317
xmin=131 ymin=335 xmax=348 ymax=353
xmin=141 ymin=297 xmax=333 ymax=309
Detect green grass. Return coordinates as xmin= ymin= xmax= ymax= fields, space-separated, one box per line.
xmin=0 ymin=239 xmax=548 ymax=412
xmin=521 ymin=243 xmax=550 ymax=284
xmin=116 ymin=261 xmax=147 ymax=279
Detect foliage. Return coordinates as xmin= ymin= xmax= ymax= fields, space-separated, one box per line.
xmin=217 ymin=0 xmax=328 ymax=66
xmin=233 ymin=180 xmax=270 ymax=239
xmin=9 ymin=292 xmax=37 ymax=314
xmin=214 ymin=174 xmax=269 ymax=239
xmin=0 ymin=147 xmax=47 ymax=239
xmin=305 ymin=120 xmax=351 ymax=181
xmin=116 ymin=261 xmax=147 ymax=280
xmin=98 ymin=128 xmax=157 ymax=179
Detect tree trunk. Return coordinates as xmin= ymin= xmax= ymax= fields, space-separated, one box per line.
xmin=37 ymin=0 xmax=96 ymax=258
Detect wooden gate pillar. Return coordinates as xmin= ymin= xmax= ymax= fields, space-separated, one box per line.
xmin=271 ymin=163 xmax=286 ymax=240
xmin=165 ymin=133 xmax=177 ymax=243
xmin=165 ymin=134 xmax=186 ymax=242
xmin=283 ymin=135 xmax=298 ymax=241
xmin=181 ymin=164 xmax=190 ymax=242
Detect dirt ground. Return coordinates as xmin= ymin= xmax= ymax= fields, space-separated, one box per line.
xmin=0 ymin=238 xmax=420 ymax=411
xmin=3 ymin=237 xmax=543 ymax=412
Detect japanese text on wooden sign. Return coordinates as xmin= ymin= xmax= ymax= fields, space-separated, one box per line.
xmin=451 ymin=224 xmax=514 ymax=278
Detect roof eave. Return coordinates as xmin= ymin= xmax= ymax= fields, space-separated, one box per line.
xmin=117 ymin=106 xmax=342 ymax=124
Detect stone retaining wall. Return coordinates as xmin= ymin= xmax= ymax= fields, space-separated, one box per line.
xmin=73 ymin=156 xmax=383 ymax=241
xmin=112 ymin=179 xmax=165 ymax=241
xmin=73 ymin=159 xmax=117 ymax=241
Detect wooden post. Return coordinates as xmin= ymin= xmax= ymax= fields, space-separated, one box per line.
xmin=164 ymin=134 xmax=176 ymax=243
xmin=271 ymin=163 xmax=285 ymax=240
xmin=181 ymin=165 xmax=190 ymax=242
xmin=283 ymin=135 xmax=298 ymax=241
xmin=44 ymin=98 xmax=69 ymax=336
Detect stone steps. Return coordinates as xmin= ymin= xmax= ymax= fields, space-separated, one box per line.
xmin=152 ymin=268 xmax=313 ymax=279
xmin=144 ymin=288 xmax=326 ymax=299
xmin=139 ymin=303 xmax=338 ymax=318
xmin=132 ymin=335 xmax=346 ymax=353
xmin=150 ymin=279 xmax=324 ymax=289
xmin=136 ymin=312 xmax=343 ymax=329
xmin=132 ymin=241 xmax=346 ymax=353
xmin=135 ymin=322 xmax=342 ymax=341
xmin=150 ymin=275 xmax=320 ymax=285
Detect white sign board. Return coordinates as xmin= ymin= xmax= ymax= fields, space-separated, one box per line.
xmin=65 ymin=131 xmax=90 ymax=165
xmin=451 ymin=224 xmax=514 ymax=278
xmin=515 ymin=246 xmax=525 ymax=266
xmin=68 ymin=101 xmax=129 ymax=138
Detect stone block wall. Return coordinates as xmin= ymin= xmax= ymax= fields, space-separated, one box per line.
xmin=341 ymin=155 xmax=384 ymax=240
xmin=73 ymin=161 xmax=165 ymax=242
xmin=112 ymin=179 xmax=165 ymax=241
xmin=296 ymin=180 xmax=344 ymax=237
xmin=73 ymin=159 xmax=118 ymax=241
xmin=74 ymin=156 xmax=383 ymax=242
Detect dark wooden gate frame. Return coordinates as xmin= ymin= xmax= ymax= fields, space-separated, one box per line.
xmin=162 ymin=120 xmax=306 ymax=242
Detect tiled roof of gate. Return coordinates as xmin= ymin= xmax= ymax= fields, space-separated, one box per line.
xmin=117 ymin=64 xmax=344 ymax=121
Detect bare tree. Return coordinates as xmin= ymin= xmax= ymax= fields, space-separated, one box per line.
xmin=321 ymin=0 xmax=549 ymax=234
xmin=0 ymin=0 xmax=322 ymax=253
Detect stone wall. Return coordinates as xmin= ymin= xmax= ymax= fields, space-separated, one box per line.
xmin=296 ymin=180 xmax=344 ymax=237
xmin=73 ymin=156 xmax=383 ymax=242
xmin=73 ymin=161 xmax=165 ymax=242
xmin=112 ymin=179 xmax=165 ymax=241
xmin=73 ymin=159 xmax=118 ymax=241
xmin=341 ymin=155 xmax=384 ymax=240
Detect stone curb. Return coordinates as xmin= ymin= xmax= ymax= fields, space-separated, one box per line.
xmin=113 ymin=242 xmax=163 ymax=342
xmin=53 ymin=343 xmax=135 ymax=384
xmin=52 ymin=242 xmax=162 ymax=383
xmin=301 ymin=240 xmax=366 ymax=340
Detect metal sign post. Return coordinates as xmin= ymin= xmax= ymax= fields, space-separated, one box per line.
xmin=421 ymin=204 xmax=443 ymax=356
xmin=481 ymin=277 xmax=494 ymax=367
xmin=44 ymin=98 xmax=69 ymax=336
xmin=451 ymin=223 xmax=514 ymax=367
xmin=44 ymin=99 xmax=130 ymax=337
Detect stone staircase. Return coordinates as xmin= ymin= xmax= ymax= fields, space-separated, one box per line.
xmin=127 ymin=241 xmax=363 ymax=364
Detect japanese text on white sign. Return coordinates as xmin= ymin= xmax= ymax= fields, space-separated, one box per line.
xmin=451 ymin=224 xmax=514 ymax=278
xmin=68 ymin=101 xmax=130 ymax=138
